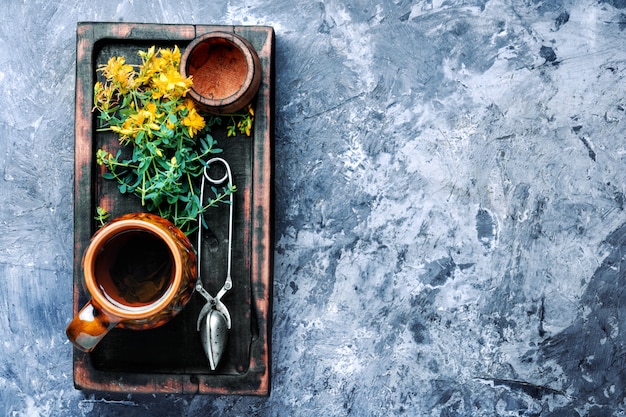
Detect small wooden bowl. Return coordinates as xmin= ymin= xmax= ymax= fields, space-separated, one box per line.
xmin=180 ymin=32 xmax=261 ymax=114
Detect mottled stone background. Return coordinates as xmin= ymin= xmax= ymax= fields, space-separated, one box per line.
xmin=1 ymin=0 xmax=626 ymax=415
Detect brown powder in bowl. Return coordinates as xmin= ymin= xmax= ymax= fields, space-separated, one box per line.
xmin=189 ymin=41 xmax=247 ymax=100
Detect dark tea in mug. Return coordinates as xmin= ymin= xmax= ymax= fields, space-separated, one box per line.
xmin=94 ymin=229 xmax=174 ymax=308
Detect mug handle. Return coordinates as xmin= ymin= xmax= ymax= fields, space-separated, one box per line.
xmin=65 ymin=302 xmax=119 ymax=352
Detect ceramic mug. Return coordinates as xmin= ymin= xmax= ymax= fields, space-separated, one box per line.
xmin=66 ymin=212 xmax=197 ymax=352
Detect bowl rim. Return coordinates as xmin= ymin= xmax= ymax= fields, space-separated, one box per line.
xmin=180 ymin=31 xmax=259 ymax=110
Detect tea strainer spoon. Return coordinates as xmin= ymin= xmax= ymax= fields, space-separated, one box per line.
xmin=196 ymin=157 xmax=234 ymax=370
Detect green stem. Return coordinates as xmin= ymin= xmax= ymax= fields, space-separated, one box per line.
xmin=186 ymin=172 xmax=195 ymax=197
xmin=141 ymin=171 xmax=146 ymax=206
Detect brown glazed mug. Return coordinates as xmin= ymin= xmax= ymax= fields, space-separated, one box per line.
xmin=66 ymin=213 xmax=197 ymax=352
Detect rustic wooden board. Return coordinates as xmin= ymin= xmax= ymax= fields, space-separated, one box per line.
xmin=73 ymin=22 xmax=273 ymax=395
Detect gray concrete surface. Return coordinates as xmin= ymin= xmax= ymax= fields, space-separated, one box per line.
xmin=2 ymin=0 xmax=626 ymax=415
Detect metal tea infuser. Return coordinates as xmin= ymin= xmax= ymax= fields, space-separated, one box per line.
xmin=196 ymin=157 xmax=234 ymax=370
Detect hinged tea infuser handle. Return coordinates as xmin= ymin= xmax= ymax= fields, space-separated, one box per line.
xmin=195 ymin=157 xmax=234 ymax=370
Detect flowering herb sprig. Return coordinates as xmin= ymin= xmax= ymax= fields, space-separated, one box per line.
xmin=226 ymin=104 xmax=255 ymax=137
xmin=93 ymin=46 xmax=244 ymax=235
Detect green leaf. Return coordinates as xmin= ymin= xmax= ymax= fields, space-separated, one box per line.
xmin=136 ymin=130 xmax=145 ymax=144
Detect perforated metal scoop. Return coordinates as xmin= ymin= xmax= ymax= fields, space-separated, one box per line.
xmin=196 ymin=157 xmax=234 ymax=370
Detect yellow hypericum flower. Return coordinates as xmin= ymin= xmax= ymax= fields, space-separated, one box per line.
xmin=182 ymin=108 xmax=205 ymax=137
xmin=129 ymin=111 xmax=147 ymax=127
xmin=177 ymin=98 xmax=196 ymax=114
xmin=152 ymin=68 xmax=192 ymax=99
xmin=138 ymin=46 xmax=156 ymax=63
xmin=99 ymin=56 xmax=131 ymax=79
xmin=94 ymin=81 xmax=115 ymax=111
xmin=110 ymin=124 xmax=135 ymax=140
xmin=137 ymin=47 xmax=166 ymax=86
xmin=159 ymin=46 xmax=181 ymax=67
xmin=144 ymin=101 xmax=163 ymax=121
xmin=96 ymin=149 xmax=114 ymax=166
xmin=99 ymin=56 xmax=135 ymax=91
xmin=110 ymin=107 xmax=160 ymax=142
xmin=237 ymin=117 xmax=253 ymax=136
xmin=136 ymin=65 xmax=155 ymax=86
xmin=137 ymin=109 xmax=161 ymax=132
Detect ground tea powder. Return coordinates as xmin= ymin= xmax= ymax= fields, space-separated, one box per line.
xmin=191 ymin=43 xmax=247 ymax=100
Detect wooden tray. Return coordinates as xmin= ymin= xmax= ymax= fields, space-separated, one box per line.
xmin=73 ymin=22 xmax=273 ymax=395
